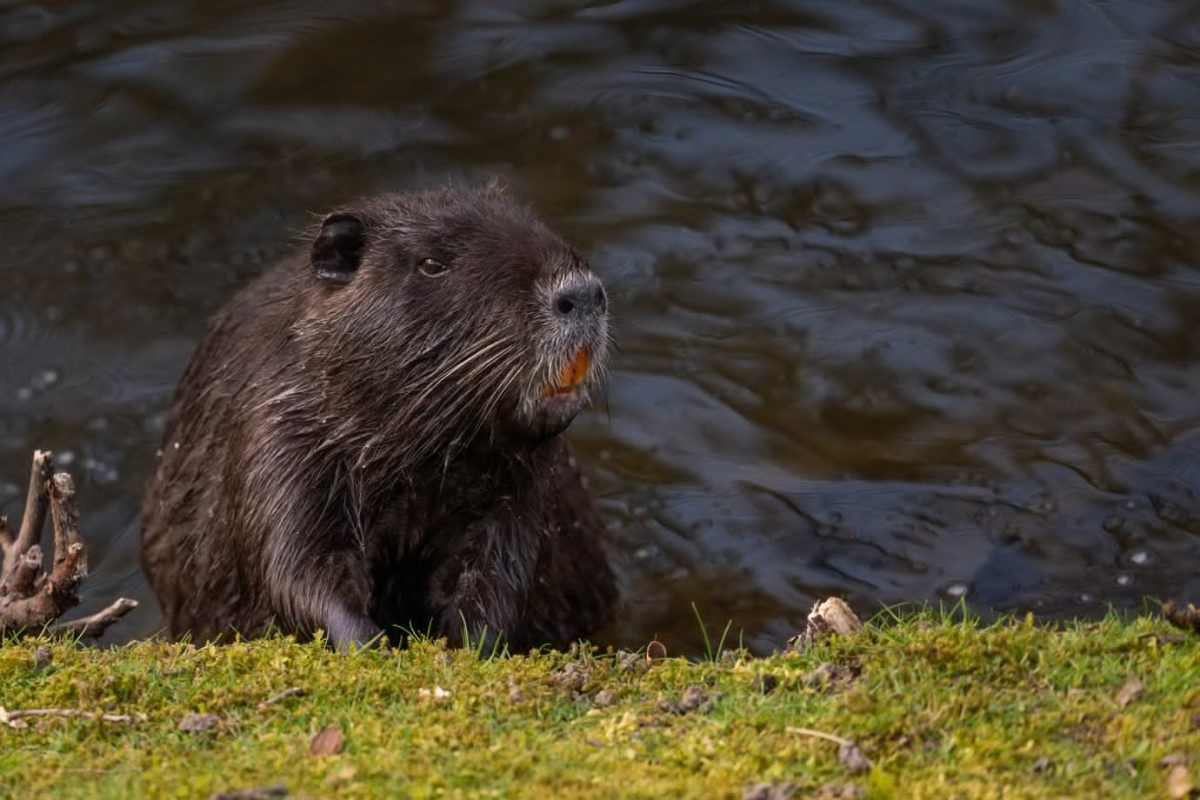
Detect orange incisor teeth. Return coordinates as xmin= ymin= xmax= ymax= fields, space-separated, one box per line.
xmin=545 ymin=348 xmax=590 ymax=396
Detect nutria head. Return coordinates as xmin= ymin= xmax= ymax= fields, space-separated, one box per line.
xmin=293 ymin=183 xmax=610 ymax=473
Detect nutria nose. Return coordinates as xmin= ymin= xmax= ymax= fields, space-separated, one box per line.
xmin=552 ymin=275 xmax=607 ymax=318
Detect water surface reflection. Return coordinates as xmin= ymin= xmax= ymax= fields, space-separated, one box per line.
xmin=2 ymin=0 xmax=1199 ymax=652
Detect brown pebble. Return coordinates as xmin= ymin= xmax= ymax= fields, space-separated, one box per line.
xmin=310 ymin=724 xmax=343 ymax=756
xmin=593 ymin=689 xmax=616 ymax=707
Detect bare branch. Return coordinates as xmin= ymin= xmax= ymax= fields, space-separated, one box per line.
xmin=0 ymin=581 xmax=64 ymax=634
xmin=786 ymin=727 xmax=852 ymax=746
xmin=49 ymin=472 xmax=86 ymax=580
xmin=55 ymin=597 xmax=139 ymax=639
xmin=1 ymin=451 xmax=132 ymax=640
xmin=7 ymin=450 xmax=53 ymax=580
xmin=3 ymin=546 xmax=43 ymax=597
xmin=0 ymin=707 xmax=146 ymax=728
xmin=258 ymin=687 xmax=304 ymax=710
xmin=46 ymin=543 xmax=85 ymax=599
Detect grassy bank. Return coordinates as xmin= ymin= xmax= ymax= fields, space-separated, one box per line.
xmin=1 ymin=611 xmax=1196 ymax=799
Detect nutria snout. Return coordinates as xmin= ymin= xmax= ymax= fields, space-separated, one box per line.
xmin=140 ymin=182 xmax=618 ymax=650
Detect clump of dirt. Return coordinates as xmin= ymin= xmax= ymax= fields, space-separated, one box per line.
xmin=801 ymin=662 xmax=860 ymax=692
xmin=720 ymin=648 xmax=751 ymax=666
xmin=658 ymin=685 xmax=718 ymax=715
xmin=813 ymin=782 xmax=865 ymax=799
xmin=742 ymin=781 xmax=800 ymax=799
xmin=752 ymin=673 xmax=779 ymax=695
xmin=837 ymin=740 xmax=872 ymax=774
xmin=550 ymin=662 xmax=591 ymax=697
xmin=616 ymin=650 xmax=648 ymax=674
xmin=178 ymin=713 xmax=221 ymax=733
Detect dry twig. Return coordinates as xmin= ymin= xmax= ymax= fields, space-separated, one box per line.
xmin=0 ymin=706 xmax=146 ymax=728
xmin=258 ymin=687 xmax=304 ymax=710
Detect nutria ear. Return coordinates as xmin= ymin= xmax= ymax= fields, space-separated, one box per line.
xmin=312 ymin=213 xmax=366 ymax=284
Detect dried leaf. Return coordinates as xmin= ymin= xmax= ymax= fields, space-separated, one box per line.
xmin=1167 ymin=765 xmax=1193 ymax=799
xmin=310 ymin=724 xmax=343 ymax=756
xmin=1115 ymin=675 xmax=1145 ymax=708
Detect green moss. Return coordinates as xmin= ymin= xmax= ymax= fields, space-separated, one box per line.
xmin=0 ymin=612 xmax=1196 ymax=799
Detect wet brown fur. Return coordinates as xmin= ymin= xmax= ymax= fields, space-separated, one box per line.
xmin=140 ymin=184 xmax=616 ymax=650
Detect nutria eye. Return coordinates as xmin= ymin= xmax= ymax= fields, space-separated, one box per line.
xmin=419 ymin=258 xmax=448 ymax=277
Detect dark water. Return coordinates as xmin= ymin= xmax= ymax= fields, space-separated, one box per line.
xmin=2 ymin=0 xmax=1199 ymax=654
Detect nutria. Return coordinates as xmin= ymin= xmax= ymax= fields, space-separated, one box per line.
xmin=140 ymin=183 xmax=616 ymax=650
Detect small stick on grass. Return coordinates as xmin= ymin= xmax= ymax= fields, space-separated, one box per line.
xmin=788 ymin=726 xmax=874 ymax=774
xmin=786 ymin=726 xmax=852 ymax=746
xmin=258 ymin=687 xmax=304 ymax=710
xmin=0 ymin=707 xmax=147 ymax=728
